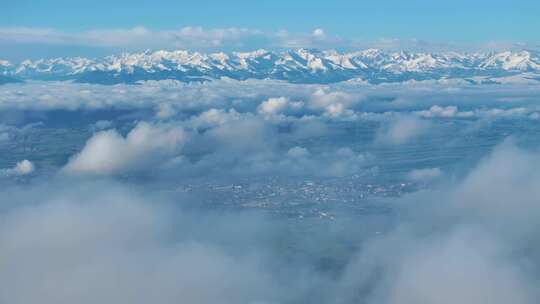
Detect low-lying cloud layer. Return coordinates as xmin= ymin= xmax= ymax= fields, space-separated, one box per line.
xmin=2 ymin=80 xmax=540 ymax=120
xmin=1 ymin=139 xmax=540 ymax=303
xmin=2 ymin=79 xmax=540 ymax=303
xmin=2 ymin=79 xmax=540 ymax=180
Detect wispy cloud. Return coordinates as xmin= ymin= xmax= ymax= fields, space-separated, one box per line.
xmin=0 ymin=26 xmax=343 ymax=53
xmin=1 ymin=26 xmax=539 ymax=60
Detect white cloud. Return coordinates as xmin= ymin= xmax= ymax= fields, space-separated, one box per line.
xmin=333 ymin=140 xmax=540 ymax=304
xmin=257 ymin=97 xmax=289 ymax=116
xmin=1 ymin=160 xmax=34 ymax=176
xmin=2 ymin=80 xmax=540 ymax=121
xmin=312 ymin=28 xmax=326 ymax=38
xmin=64 ymin=122 xmax=185 ymax=175
xmin=383 ymin=230 xmax=534 ymax=304
xmin=0 ymin=182 xmax=286 ymax=304
xmin=187 ymin=108 xmax=243 ymax=129
xmin=4 ymin=99 xmax=540 ymax=303
xmin=416 ymin=105 xmax=534 ymax=119
xmin=256 ymin=97 xmax=305 ymax=118
xmin=376 ymin=116 xmax=430 ymax=145
xmin=0 ymin=26 xmax=352 ymax=56
xmin=1 ymin=26 xmax=539 ymax=61
xmin=417 ymin=105 xmax=461 ymax=118
xmin=0 ymin=26 xmax=265 ymax=50
xmin=309 ymin=88 xmax=357 ymax=117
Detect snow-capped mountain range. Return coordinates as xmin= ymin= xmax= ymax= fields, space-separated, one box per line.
xmin=2 ymin=49 xmax=540 ymax=85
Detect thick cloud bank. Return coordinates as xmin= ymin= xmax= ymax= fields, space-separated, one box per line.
xmin=0 ymin=183 xmax=283 ymax=304
xmin=64 ymin=122 xmax=185 ymax=175
xmin=1 ymin=140 xmax=540 ymax=303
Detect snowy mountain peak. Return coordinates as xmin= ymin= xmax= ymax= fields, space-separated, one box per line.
xmin=480 ymin=50 xmax=539 ymax=71
xmin=2 ymin=49 xmax=540 ymax=85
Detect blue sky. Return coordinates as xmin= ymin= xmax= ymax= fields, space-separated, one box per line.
xmin=4 ymin=0 xmax=539 ymax=41
xmin=1 ymin=0 xmax=539 ymax=59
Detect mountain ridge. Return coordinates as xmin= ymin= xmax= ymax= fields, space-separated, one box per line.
xmin=2 ymin=48 xmax=540 ymax=85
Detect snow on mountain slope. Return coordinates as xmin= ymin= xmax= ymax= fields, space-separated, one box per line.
xmin=480 ymin=51 xmax=540 ymax=71
xmin=1 ymin=49 xmax=540 ymax=85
